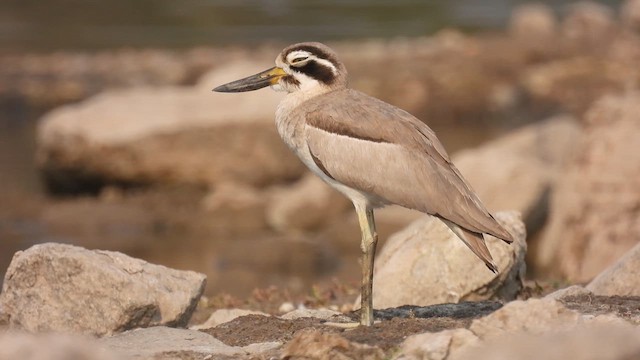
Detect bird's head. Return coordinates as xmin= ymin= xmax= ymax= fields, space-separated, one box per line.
xmin=213 ymin=42 xmax=347 ymax=94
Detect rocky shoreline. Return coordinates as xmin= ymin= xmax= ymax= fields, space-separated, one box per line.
xmin=0 ymin=239 xmax=638 ymax=359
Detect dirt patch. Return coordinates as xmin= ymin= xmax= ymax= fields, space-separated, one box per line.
xmin=204 ymin=315 xmax=467 ymax=352
xmin=202 ymin=315 xmax=341 ymax=346
xmin=560 ymin=294 xmax=640 ymax=324
xmin=202 ymin=301 xmax=503 ymax=352
xmin=343 ymin=317 xmax=470 ymax=351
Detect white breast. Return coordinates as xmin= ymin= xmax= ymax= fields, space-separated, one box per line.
xmin=274 ymin=92 xmax=387 ymax=209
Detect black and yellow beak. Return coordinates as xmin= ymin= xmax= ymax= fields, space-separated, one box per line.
xmin=213 ymin=67 xmax=286 ymax=92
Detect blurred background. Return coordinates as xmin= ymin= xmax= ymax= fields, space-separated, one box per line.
xmin=1 ymin=0 xmax=639 ymax=305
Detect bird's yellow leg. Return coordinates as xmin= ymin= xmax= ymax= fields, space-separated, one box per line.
xmin=355 ymin=203 xmax=378 ymax=326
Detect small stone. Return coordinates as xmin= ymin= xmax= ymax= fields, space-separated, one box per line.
xmin=279 ymin=302 xmax=296 ymax=314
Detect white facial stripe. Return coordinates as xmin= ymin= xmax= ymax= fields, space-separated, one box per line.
xmin=312 ymin=57 xmax=337 ymax=75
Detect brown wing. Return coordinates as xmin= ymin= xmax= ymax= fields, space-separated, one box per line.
xmin=303 ymin=89 xmax=513 ymax=243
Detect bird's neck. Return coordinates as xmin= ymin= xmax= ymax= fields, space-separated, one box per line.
xmin=285 ymin=83 xmax=344 ymax=106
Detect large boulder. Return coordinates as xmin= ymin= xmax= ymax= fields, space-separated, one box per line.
xmin=0 ymin=243 xmax=206 ymax=336
xmin=357 ymin=211 xmax=526 ymax=309
xmin=36 ymin=61 xmax=304 ymax=193
xmin=587 ymin=242 xmax=640 ymax=296
xmin=452 ymin=116 xmax=580 ymax=232
xmin=537 ymin=93 xmax=640 ymax=282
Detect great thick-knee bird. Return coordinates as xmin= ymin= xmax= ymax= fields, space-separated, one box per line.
xmin=213 ymin=42 xmax=514 ymax=326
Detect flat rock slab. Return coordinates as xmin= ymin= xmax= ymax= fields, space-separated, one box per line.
xmin=0 ymin=331 xmax=119 ymax=360
xmin=36 ymin=83 xmax=303 ymax=193
xmin=102 ymin=326 xmax=281 ymax=360
xmin=0 ymin=243 xmax=206 ymax=336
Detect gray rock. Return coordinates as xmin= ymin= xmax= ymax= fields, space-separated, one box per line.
xmin=454 ymin=323 xmax=640 ymax=360
xmin=0 ymin=243 xmax=206 ymax=336
xmin=395 ymin=329 xmax=480 ymax=360
xmin=36 ymin=61 xmax=304 ymax=192
xmin=101 ymin=326 xmax=281 ymax=359
xmin=587 ymin=242 xmax=640 ymax=296
xmin=453 ymin=116 xmax=581 ymax=233
xmin=356 ymin=211 xmax=526 ymax=309
xmin=537 ymin=93 xmax=640 ymax=282
xmin=0 ymin=331 xmax=118 ymax=360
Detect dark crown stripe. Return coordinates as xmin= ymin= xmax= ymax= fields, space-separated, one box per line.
xmin=285 ymin=45 xmax=340 ymax=68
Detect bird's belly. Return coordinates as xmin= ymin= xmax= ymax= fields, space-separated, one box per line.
xmin=290 ymin=137 xmax=388 ymax=209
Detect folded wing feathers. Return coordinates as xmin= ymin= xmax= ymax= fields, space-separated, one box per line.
xmin=303 ymin=89 xmax=515 ymax=246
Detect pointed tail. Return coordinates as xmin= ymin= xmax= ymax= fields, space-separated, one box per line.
xmin=441 ymin=219 xmax=498 ymax=273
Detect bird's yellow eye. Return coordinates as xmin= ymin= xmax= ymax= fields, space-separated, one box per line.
xmin=290 ymin=57 xmax=309 ymax=66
